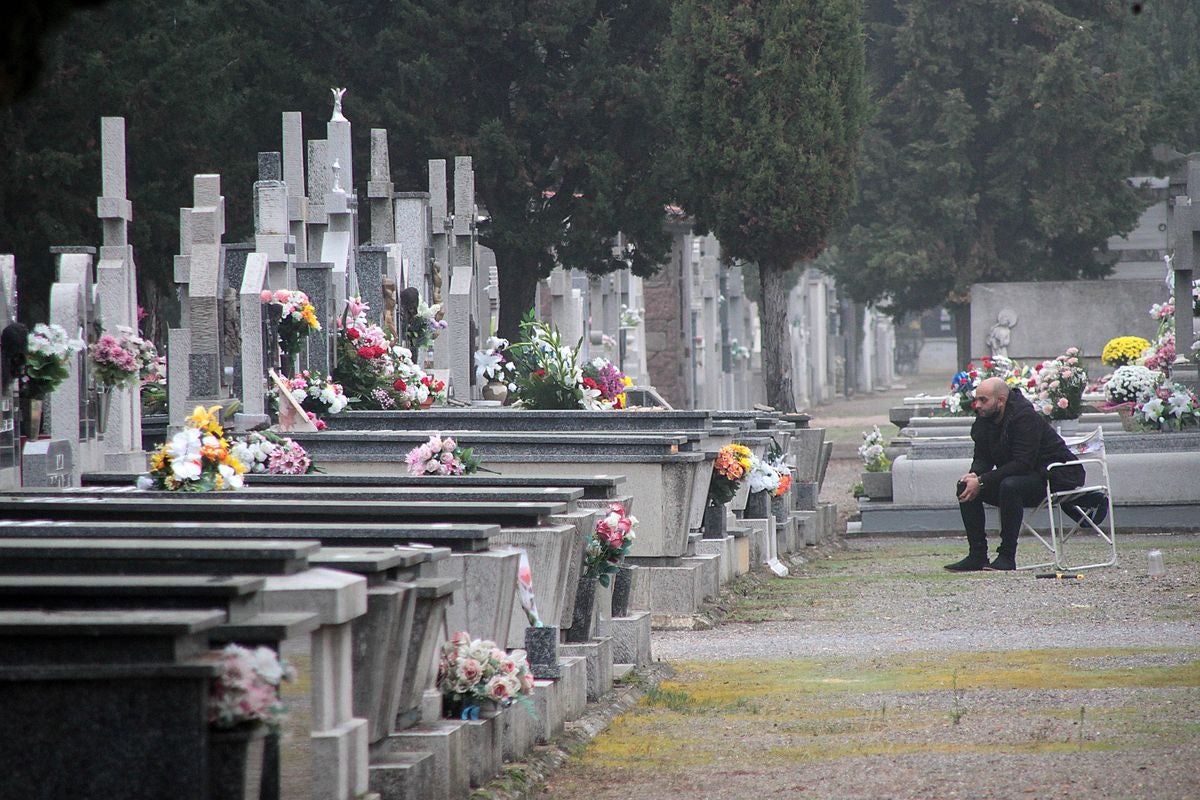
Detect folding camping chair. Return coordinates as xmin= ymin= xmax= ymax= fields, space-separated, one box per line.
xmin=1018 ymin=426 xmax=1117 ymax=572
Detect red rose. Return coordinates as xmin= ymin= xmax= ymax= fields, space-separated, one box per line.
xmin=435 ymin=381 xmax=445 ymax=391
xmin=533 ymin=369 xmax=546 ymax=378
xmin=393 ymin=378 xmax=407 ymax=392
xmin=357 ymin=346 xmax=374 ymax=358
xmin=346 ymin=327 xmax=361 ymax=341
xmin=582 ymin=377 xmax=599 ymax=390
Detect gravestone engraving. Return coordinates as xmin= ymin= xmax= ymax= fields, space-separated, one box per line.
xmin=21 ymin=439 xmax=74 ymax=488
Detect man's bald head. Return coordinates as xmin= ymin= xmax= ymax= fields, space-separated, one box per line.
xmin=973 ymin=377 xmax=1011 ymax=418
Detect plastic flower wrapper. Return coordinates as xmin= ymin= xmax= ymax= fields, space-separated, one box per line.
xmin=582 ymin=502 xmax=638 ymax=587
xmin=437 ymin=631 xmax=535 ymax=719
xmin=208 ymin=644 xmax=295 ymax=731
xmin=404 ymin=434 xmax=491 ymax=476
xmin=858 ymin=425 xmax=891 ymax=472
xmin=140 ymin=405 xmax=247 ymax=491
xmin=23 ymin=322 xmax=85 ymax=399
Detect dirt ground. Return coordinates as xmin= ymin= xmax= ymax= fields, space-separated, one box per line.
xmin=506 ymin=376 xmax=1200 ymax=800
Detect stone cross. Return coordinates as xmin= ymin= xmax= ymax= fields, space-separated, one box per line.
xmin=306 ymin=137 xmax=332 ymax=258
xmin=321 ymin=160 xmax=354 ymax=324
xmin=169 ymin=174 xmax=229 ymax=428
xmin=48 ymin=247 xmax=101 ymax=479
xmin=395 ymin=191 xmax=431 ymax=301
xmin=231 ymin=252 xmax=270 ymax=429
xmin=254 ymin=151 xmax=296 ymax=289
xmin=367 ymin=129 xmax=395 ymax=245
xmin=281 ymin=111 xmax=309 ymax=263
xmin=1168 ymin=155 xmax=1200 ymax=390
xmin=428 ymin=159 xmax=450 ymax=308
xmin=548 ymin=268 xmax=585 ymax=352
xmin=94 ymin=117 xmax=144 ymax=468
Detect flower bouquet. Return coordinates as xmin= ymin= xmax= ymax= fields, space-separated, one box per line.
xmin=746 ymin=456 xmax=782 ymax=494
xmin=583 ymin=502 xmax=638 ymax=587
xmin=404 ymin=434 xmax=488 ymax=476
xmin=582 ymin=357 xmax=633 ymax=409
xmin=858 ymin=425 xmax=891 ymax=472
xmin=507 ymin=312 xmax=602 ymax=410
xmin=23 ymin=322 xmax=85 ymax=399
xmin=707 ymin=443 xmax=753 ymax=507
xmin=437 ymin=632 xmax=535 ymax=719
xmin=404 ymin=298 xmax=447 ymax=351
xmin=141 ymin=354 xmax=168 ymax=414
xmin=262 ymin=289 xmax=320 ymax=357
xmin=1102 ymin=365 xmax=1160 ymax=406
xmin=1031 ymin=347 xmax=1087 ymax=420
xmin=943 ymin=355 xmax=1026 ymax=415
xmin=230 ymin=430 xmax=317 ymax=475
xmin=271 ymin=369 xmax=348 ymax=419
xmin=1134 ymin=382 xmax=1200 ymax=431
xmin=139 ymin=405 xmax=246 ymax=491
xmin=334 ymin=300 xmax=444 ymax=410
xmin=1101 ymin=336 xmax=1151 ymax=368
xmin=89 ymin=326 xmax=155 ymax=390
xmin=764 ymin=440 xmax=793 ymax=497
xmin=208 ymin=644 xmax=294 ymax=731
xmin=475 ymin=336 xmax=518 ymax=401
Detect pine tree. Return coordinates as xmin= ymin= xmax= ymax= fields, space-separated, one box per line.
xmin=830 ymin=0 xmax=1152 ymax=364
xmin=665 ymin=0 xmax=868 ymax=411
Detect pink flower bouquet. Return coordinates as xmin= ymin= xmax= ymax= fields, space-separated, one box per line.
xmin=437 ymin=631 xmax=534 ymax=718
xmin=583 ymin=502 xmax=638 ymax=587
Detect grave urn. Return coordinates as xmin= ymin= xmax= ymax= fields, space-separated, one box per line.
xmin=744 ymin=489 xmax=771 ymax=519
xmin=610 ymin=565 xmax=633 ymax=618
xmin=771 ymin=492 xmax=790 ymax=525
xmin=701 ymin=502 xmax=727 ymax=539
xmin=207 ymin=723 xmax=268 ymax=800
xmin=861 ymin=471 xmax=893 ymax=500
xmin=566 ymin=572 xmax=597 ymax=643
xmin=95 ymin=385 xmax=114 ymax=435
xmin=19 ymin=397 xmax=43 ymax=440
xmin=481 ymin=380 xmax=509 ymax=404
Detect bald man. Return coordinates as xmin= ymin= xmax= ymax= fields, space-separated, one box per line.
xmin=947 ymin=377 xmax=1086 ymax=571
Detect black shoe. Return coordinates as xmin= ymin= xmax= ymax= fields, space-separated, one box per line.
xmin=985 ymin=554 xmax=1016 ymax=571
xmin=944 ymin=552 xmax=989 ymax=572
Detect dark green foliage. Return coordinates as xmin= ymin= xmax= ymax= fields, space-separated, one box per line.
xmin=665 ymin=0 xmax=868 ymax=409
xmin=2 ymin=1 xmax=673 ymax=344
xmin=831 ymin=1 xmax=1154 ymax=333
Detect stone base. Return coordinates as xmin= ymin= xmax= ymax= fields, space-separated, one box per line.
xmin=610 ymin=611 xmax=652 ymax=667
xmin=531 ymin=678 xmax=564 ymax=744
xmin=559 ymin=636 xmax=613 ymax=702
xmin=369 ymin=751 xmax=436 ymax=800
xmin=693 ymin=535 xmax=735 ymax=585
xmin=500 ymin=700 xmax=537 ymax=763
xmin=102 ymin=449 xmax=147 ymax=473
xmin=558 ymin=655 xmax=588 ymax=722
xmin=742 ymin=517 xmax=773 ymax=567
xmin=795 ymin=510 xmax=818 ymax=546
xmin=684 ymin=553 xmax=721 ymax=602
xmin=464 ymin=712 xmax=503 ymax=788
xmin=232 ymin=412 xmax=271 ymax=432
xmin=775 ymin=516 xmax=797 ymax=554
xmin=731 ymin=531 xmax=751 ymax=574
xmin=819 ymin=502 xmax=838 ymax=541
xmin=312 ymin=717 xmax=369 ymax=800
xmin=642 ymin=562 xmax=703 ymax=615
xmin=373 ymin=720 xmax=468 ymax=800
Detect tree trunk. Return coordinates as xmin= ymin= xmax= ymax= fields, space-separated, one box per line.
xmin=951 ymin=302 xmax=971 ymax=368
xmin=495 ymin=257 xmax=543 ymax=344
xmin=757 ymin=258 xmax=797 ymax=412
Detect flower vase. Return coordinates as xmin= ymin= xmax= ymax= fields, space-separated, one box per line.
xmin=566 ymin=572 xmax=597 ymax=643
xmin=207 ymin=723 xmax=268 ymax=800
xmin=610 ymin=565 xmax=633 ymax=618
xmin=95 ymin=385 xmax=114 ymax=436
xmin=420 ymin=397 xmax=434 ymax=410
xmin=861 ymin=471 xmax=893 ymax=500
xmin=702 ymin=502 xmax=727 ymax=539
xmin=744 ymin=489 xmax=771 ymax=519
xmin=19 ymin=397 xmax=43 ymax=441
xmin=481 ymin=380 xmax=509 ymax=404
xmin=771 ymin=493 xmax=790 ymax=525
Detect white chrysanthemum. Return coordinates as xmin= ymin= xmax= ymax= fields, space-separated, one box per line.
xmin=166 ymin=428 xmax=203 ymax=481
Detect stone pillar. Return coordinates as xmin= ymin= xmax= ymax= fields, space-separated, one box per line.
xmin=50 ymin=248 xmax=102 ymax=476
xmin=0 ymin=256 xmax=19 ymax=489
xmin=282 ymin=111 xmax=309 ymax=267
xmin=367 ymin=129 xmax=395 ymax=245
xmin=235 ymin=252 xmax=271 ymax=429
xmin=295 ymin=262 xmax=335 ymax=375
xmin=394 ymin=191 xmax=431 ymax=297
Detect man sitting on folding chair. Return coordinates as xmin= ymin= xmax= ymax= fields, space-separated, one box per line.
xmin=946 ymin=377 xmax=1105 ymax=572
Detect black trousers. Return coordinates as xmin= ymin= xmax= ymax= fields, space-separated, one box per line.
xmin=958 ymin=473 xmax=1073 ymax=553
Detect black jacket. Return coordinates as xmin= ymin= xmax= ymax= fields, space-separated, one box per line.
xmin=969 ymin=390 xmax=1085 ymax=489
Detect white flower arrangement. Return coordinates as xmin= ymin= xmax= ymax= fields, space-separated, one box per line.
xmin=746 ymin=456 xmax=782 ymax=494
xmin=858 ymin=425 xmax=891 ymax=472
xmin=1103 ymin=365 xmax=1160 ymax=406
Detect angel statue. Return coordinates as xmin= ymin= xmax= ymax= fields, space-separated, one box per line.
xmin=330 ymin=87 xmax=347 ymax=122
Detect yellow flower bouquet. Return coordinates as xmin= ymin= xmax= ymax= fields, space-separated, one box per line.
xmin=139 ymin=405 xmax=246 ymax=491
xmin=1101 ymin=336 xmax=1150 ymax=367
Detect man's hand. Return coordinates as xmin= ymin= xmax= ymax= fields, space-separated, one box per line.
xmin=957 ymin=472 xmax=981 ymax=503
